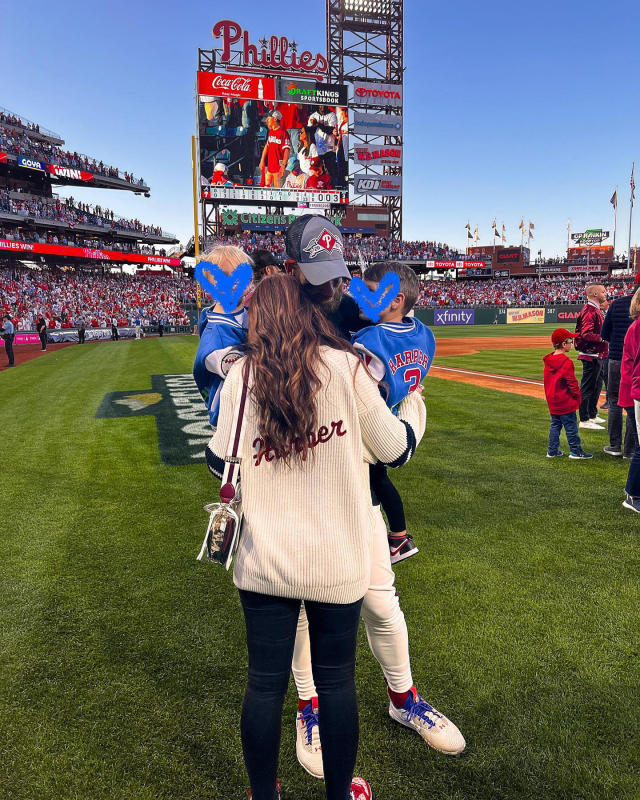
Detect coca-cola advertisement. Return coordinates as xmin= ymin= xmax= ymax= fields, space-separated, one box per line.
xmin=198 ymin=72 xmax=349 ymax=200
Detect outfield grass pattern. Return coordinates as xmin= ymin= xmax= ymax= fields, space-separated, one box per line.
xmin=1 ymin=337 xmax=638 ymax=800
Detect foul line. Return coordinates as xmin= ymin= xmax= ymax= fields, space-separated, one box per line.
xmin=431 ymin=365 xmax=543 ymax=387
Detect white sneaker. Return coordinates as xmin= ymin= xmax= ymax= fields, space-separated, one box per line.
xmin=388 ymin=687 xmax=466 ymax=755
xmin=579 ymin=421 xmax=604 ymax=430
xmin=590 ymin=416 xmax=606 ymax=424
xmin=296 ymin=698 xmax=323 ymax=778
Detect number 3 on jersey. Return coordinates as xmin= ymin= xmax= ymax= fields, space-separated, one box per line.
xmin=404 ymin=368 xmax=422 ymax=392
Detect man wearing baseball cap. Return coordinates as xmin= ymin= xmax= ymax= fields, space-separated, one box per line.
xmin=259 ymin=110 xmax=291 ymax=188
xmin=543 ymin=328 xmax=592 ymax=459
xmin=284 ymin=214 xmax=466 ymax=778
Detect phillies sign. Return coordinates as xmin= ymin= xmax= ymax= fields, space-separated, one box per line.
xmin=47 ymin=164 xmax=94 ymax=182
xmin=212 ymin=19 xmax=328 ymax=79
xmin=197 ymin=71 xmax=275 ymax=101
xmin=0 ymin=239 xmax=180 ymax=266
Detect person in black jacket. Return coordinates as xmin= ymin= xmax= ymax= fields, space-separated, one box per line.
xmin=36 ymin=314 xmax=47 ymax=351
xmin=601 ymin=274 xmax=640 ymax=458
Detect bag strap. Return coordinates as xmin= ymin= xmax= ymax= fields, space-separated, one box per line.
xmin=220 ymin=378 xmax=249 ymax=503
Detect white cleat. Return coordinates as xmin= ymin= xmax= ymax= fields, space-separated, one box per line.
xmin=296 ymin=698 xmax=323 ymax=778
xmin=388 ymin=687 xmax=466 ymax=756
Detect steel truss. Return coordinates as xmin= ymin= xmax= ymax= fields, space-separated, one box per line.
xmin=326 ymin=0 xmax=403 ymax=239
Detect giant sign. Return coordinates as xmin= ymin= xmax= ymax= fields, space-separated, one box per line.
xmin=354 ymin=144 xmax=402 ymax=167
xmin=353 ymin=112 xmax=403 ymax=136
xmin=211 ymin=19 xmax=328 ymax=79
xmin=352 ymin=81 xmax=402 ymax=108
xmin=0 ymin=239 xmax=181 ymax=266
xmin=353 ymin=174 xmax=402 ymax=197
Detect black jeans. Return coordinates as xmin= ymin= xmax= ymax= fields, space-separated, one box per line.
xmin=607 ymin=360 xmax=636 ymax=456
xmin=239 ymin=590 xmax=363 ymax=800
xmin=4 ymin=335 xmax=14 ymax=365
xmin=38 ymin=329 xmax=47 ymax=350
xmin=579 ymin=359 xmax=602 ymax=421
xmin=624 ymin=404 xmax=640 ymax=497
xmin=369 ymin=462 xmax=406 ymax=533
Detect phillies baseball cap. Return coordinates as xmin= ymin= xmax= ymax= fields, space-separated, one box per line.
xmin=285 ymin=214 xmax=351 ymax=285
xmin=551 ymin=328 xmax=575 ymax=345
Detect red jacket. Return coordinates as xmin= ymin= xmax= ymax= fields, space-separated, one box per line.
xmin=543 ymin=352 xmax=581 ymax=414
xmin=574 ymin=301 xmax=608 ymax=361
xmin=618 ymin=317 xmax=640 ymax=408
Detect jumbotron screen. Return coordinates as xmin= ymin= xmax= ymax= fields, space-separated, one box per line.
xmin=197 ymin=72 xmax=349 ymax=204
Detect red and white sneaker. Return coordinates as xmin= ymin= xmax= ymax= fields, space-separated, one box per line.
xmin=350 ymin=777 xmax=373 ymax=799
xmin=389 ymin=687 xmax=465 ymax=755
xmin=388 ymin=533 xmax=419 ymax=565
xmin=249 ymin=779 xmax=281 ymax=799
xmin=295 ymin=697 xmax=323 ymax=778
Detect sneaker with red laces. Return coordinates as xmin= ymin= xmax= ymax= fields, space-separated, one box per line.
xmin=249 ymin=780 xmax=281 ymax=799
xmin=350 ymin=777 xmax=373 ymax=799
xmin=388 ymin=533 xmax=419 ymax=565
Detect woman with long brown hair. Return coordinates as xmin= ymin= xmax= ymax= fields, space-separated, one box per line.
xmin=207 ymin=275 xmax=426 ymax=800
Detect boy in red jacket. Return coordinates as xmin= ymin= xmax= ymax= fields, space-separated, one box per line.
xmin=543 ymin=329 xmax=592 ymax=459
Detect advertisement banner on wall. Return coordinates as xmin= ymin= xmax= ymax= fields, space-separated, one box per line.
xmin=17 ymin=156 xmax=45 ymax=171
xmin=352 ymin=81 xmax=402 ymax=108
xmin=197 ymin=71 xmax=276 ymax=101
xmin=433 ymin=308 xmax=476 ymax=326
xmin=353 ymin=174 xmax=402 ymax=196
xmin=353 ymin=144 xmax=402 ymax=167
xmin=353 ymin=112 xmax=403 ymax=136
xmin=506 ymin=308 xmax=545 ymax=324
xmin=0 ymin=239 xmax=181 ymax=266
xmin=47 ymin=164 xmax=95 ymax=182
xmin=544 ymin=305 xmax=583 ymax=324
xmin=275 ymin=78 xmax=348 ymax=106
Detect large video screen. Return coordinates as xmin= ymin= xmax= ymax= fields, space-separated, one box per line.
xmin=197 ymin=72 xmax=349 ymax=204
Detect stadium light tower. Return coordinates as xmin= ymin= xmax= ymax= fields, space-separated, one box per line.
xmin=327 ymin=0 xmax=403 ymax=238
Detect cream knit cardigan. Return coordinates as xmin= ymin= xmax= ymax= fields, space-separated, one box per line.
xmin=208 ymin=347 xmax=426 ymax=604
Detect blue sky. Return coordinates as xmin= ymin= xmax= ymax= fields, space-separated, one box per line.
xmin=2 ymin=0 xmax=638 ymax=257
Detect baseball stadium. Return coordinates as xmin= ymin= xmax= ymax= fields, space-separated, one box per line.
xmin=1 ymin=3 xmax=639 ymax=800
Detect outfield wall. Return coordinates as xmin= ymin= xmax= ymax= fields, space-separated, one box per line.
xmin=415 ymin=305 xmax=583 ymax=327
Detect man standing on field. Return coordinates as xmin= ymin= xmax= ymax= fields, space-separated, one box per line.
xmin=575 ymin=284 xmax=608 ymax=430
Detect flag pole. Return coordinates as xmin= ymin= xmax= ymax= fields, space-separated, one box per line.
xmin=612 ymin=185 xmax=618 ymax=261
xmin=628 ymin=163 xmax=635 ymax=272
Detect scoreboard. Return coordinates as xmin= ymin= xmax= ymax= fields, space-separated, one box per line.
xmin=457 ymin=265 xmax=492 ymax=277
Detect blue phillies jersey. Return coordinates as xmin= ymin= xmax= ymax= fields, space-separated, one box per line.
xmin=193 ymin=307 xmax=248 ymax=426
xmin=351 ymin=317 xmax=436 ymax=411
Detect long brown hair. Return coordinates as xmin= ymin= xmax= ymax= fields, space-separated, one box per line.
xmin=244 ymin=275 xmax=362 ymax=464
xmin=630 ymin=286 xmax=640 ymax=320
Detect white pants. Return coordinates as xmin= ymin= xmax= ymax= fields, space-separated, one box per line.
xmin=291 ymin=504 xmax=413 ymax=697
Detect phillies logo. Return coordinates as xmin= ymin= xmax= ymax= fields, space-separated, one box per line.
xmin=212 ymin=19 xmax=328 ymax=77
xmin=303 ymin=229 xmax=344 ymax=259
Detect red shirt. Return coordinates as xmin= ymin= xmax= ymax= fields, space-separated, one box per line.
xmin=619 ymin=318 xmax=640 ymax=407
xmin=306 ymin=172 xmax=332 ymax=190
xmin=276 ymin=103 xmax=302 ymax=130
xmin=265 ymin=126 xmax=290 ymax=173
xmin=543 ymin=352 xmax=581 ymax=415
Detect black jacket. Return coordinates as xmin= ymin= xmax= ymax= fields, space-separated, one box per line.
xmin=601 ymin=293 xmax=634 ymax=360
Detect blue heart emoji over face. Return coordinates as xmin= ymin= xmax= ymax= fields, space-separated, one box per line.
xmin=350 ymin=273 xmax=401 ymax=323
xmin=195 ymin=260 xmax=253 ymax=313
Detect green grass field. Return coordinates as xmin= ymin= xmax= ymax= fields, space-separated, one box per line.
xmin=1 ymin=335 xmax=638 ymax=800
xmin=429 ymin=323 xmax=559 ymax=339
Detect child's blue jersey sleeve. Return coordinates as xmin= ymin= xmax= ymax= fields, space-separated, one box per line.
xmin=351 ymin=318 xmax=436 ymax=411
xmin=193 ymin=309 xmax=248 ymax=426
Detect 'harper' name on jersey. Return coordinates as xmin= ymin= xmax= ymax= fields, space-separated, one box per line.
xmin=351 ymin=317 xmax=436 ymax=412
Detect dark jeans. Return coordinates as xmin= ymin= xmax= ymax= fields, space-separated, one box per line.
xmin=548 ymin=411 xmax=582 ymax=454
xmin=38 ymin=330 xmax=47 ymax=350
xmin=579 ymin=359 xmax=602 ymax=421
xmin=78 ymin=328 xmax=85 ymax=344
xmin=607 ymin=360 xmax=636 ymax=456
xmin=4 ymin=336 xmax=14 ymax=365
xmin=239 ymin=589 xmax=363 ymax=800
xmin=625 ymin=403 xmax=640 ymax=497
xmin=601 ymin=356 xmax=609 ymax=392
xmin=369 ymin=462 xmax=406 ymax=532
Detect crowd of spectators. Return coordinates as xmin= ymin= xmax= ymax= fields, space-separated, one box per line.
xmin=0 ymin=266 xmax=194 ymax=330
xmin=0 ymin=111 xmax=42 ymax=134
xmin=210 ymin=230 xmax=461 ymax=263
xmin=0 ymin=190 xmax=167 ymax=237
xmin=0 ymin=123 xmax=145 ymax=185
xmin=415 ymin=277 xmax=636 ymax=307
